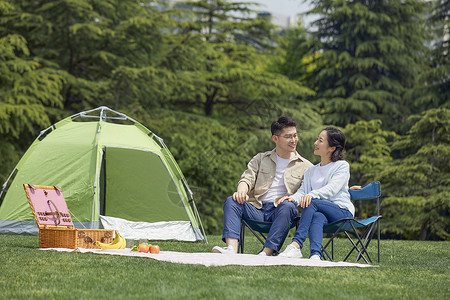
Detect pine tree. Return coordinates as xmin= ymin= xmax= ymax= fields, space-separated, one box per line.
xmin=378 ymin=108 xmax=450 ymax=240
xmin=308 ymin=0 xmax=429 ymax=130
xmin=9 ymin=0 xmax=183 ymax=111
xmin=413 ymin=0 xmax=449 ymax=110
xmin=0 ymin=1 xmax=65 ymax=182
xmin=174 ymin=0 xmax=314 ymax=116
xmin=269 ymin=22 xmax=318 ymax=87
xmin=343 ymin=120 xmax=396 ymax=218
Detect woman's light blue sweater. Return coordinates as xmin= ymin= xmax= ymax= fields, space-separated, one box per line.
xmin=290 ymin=160 xmax=355 ymax=216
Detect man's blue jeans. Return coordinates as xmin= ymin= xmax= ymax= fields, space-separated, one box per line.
xmin=222 ymin=196 xmax=298 ymax=251
xmin=292 ymin=199 xmax=353 ymax=257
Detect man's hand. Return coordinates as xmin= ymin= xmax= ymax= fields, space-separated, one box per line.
xmin=233 ymin=182 xmax=249 ymax=204
xmin=232 ymin=191 xmax=249 ymax=204
xmin=275 ymin=195 xmax=295 ymax=207
xmin=300 ymin=195 xmax=313 ymax=208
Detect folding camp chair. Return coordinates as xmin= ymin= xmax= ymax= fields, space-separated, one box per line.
xmin=321 ymin=181 xmax=382 ymax=264
xmin=238 ymin=217 xmax=299 ymax=254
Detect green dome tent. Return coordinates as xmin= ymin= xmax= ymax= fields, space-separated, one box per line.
xmin=0 ymin=107 xmax=206 ymax=242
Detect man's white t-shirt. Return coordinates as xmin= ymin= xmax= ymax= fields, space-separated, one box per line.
xmin=259 ymin=155 xmax=290 ymax=203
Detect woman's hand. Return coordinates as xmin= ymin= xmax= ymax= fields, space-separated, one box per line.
xmin=275 ymin=196 xmax=294 ymax=207
xmin=350 ymin=185 xmax=362 ymax=190
xmin=300 ymin=195 xmax=313 ymax=208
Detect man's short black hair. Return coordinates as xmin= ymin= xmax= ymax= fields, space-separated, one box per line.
xmin=271 ymin=116 xmax=298 ymax=136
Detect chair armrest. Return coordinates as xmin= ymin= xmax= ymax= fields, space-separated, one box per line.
xmin=349 ymin=181 xmax=381 ymax=201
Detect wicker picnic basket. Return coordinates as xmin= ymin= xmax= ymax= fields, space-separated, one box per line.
xmin=24 ymin=184 xmax=113 ymax=249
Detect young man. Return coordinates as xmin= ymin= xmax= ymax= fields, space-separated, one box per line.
xmin=212 ymin=116 xmax=313 ymax=255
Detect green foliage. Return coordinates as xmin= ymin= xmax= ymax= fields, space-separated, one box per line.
xmin=378 ymin=108 xmax=450 ymax=240
xmin=269 ymin=22 xmax=319 ymax=88
xmin=0 ymin=140 xmax=19 ymax=184
xmin=173 ymin=0 xmax=315 ymax=116
xmin=308 ymin=0 xmax=429 ymax=129
xmin=0 ymin=33 xmax=64 ymax=138
xmin=412 ymin=0 xmax=449 ymax=110
xmin=344 ymin=120 xmax=396 ymax=186
xmin=0 ymin=2 xmax=65 ymax=181
xmin=343 ymin=120 xmax=396 ymax=219
xmin=6 ymin=0 xmax=182 ymax=111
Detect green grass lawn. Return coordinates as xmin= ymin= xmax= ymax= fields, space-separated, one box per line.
xmin=0 ymin=234 xmax=448 ymax=299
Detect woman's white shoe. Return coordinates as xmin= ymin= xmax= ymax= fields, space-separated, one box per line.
xmin=278 ymin=244 xmax=303 ymax=258
xmin=310 ymin=254 xmax=321 ymax=260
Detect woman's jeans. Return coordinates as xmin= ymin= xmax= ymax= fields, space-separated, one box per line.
xmin=222 ymin=196 xmax=298 ymax=251
xmin=292 ymin=199 xmax=353 ymax=257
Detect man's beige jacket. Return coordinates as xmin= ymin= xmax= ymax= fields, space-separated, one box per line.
xmin=238 ymin=149 xmax=313 ymax=209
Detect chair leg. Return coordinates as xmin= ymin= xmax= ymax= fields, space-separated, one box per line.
xmin=321 ymin=218 xmax=381 ymax=264
xmin=343 ymin=231 xmax=369 ymax=264
xmin=258 ymin=232 xmax=268 ymax=252
xmin=241 ymin=219 xmax=267 ymax=253
xmin=355 ymin=225 xmax=377 ymax=263
xmin=332 ymin=238 xmax=334 ymax=261
xmin=239 ymin=220 xmax=245 ymax=253
xmin=321 ymin=246 xmax=333 ymax=261
xmin=353 ymin=218 xmax=382 ymax=263
xmin=250 ymin=227 xmax=266 ymax=246
xmin=377 ymin=219 xmax=381 ymax=263
xmin=321 ymin=221 xmax=347 ymax=261
xmin=321 ymin=239 xmax=333 ymax=261
xmin=343 ymin=223 xmax=373 ymax=264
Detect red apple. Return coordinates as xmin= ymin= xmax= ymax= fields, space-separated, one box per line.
xmin=138 ymin=243 xmax=149 ymax=253
xmin=149 ymin=245 xmax=160 ymax=254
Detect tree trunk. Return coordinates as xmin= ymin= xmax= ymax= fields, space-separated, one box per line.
xmin=205 ymin=96 xmax=213 ymax=116
xmin=205 ymin=87 xmax=218 ymax=116
xmin=419 ymin=227 xmax=428 ymax=241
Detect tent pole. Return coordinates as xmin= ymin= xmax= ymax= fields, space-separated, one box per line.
xmin=91 ymin=124 xmax=104 ymax=229
xmin=71 ymin=106 xmax=137 ymax=123
xmin=191 ymin=199 xmax=208 ymax=244
xmin=182 ymin=178 xmax=207 ymax=243
xmin=0 ymin=168 xmax=17 ymax=204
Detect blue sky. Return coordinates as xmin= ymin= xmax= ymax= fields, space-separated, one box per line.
xmin=238 ymin=0 xmax=316 ymax=27
xmin=249 ymin=0 xmax=312 ymax=17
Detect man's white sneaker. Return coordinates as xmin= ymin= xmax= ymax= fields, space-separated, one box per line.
xmin=310 ymin=254 xmax=321 ymax=261
xmin=257 ymin=251 xmax=268 ymax=256
xmin=278 ymin=244 xmax=303 ymax=258
xmin=211 ymin=245 xmax=236 ymax=254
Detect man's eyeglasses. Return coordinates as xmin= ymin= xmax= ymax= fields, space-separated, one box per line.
xmin=276 ymin=134 xmax=298 ymax=140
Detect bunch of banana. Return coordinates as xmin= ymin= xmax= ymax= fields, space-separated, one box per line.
xmin=95 ymin=230 xmax=126 ymax=249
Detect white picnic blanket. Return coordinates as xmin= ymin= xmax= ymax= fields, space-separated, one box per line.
xmin=40 ymin=248 xmax=376 ymax=268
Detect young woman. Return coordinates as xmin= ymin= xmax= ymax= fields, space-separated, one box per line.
xmin=276 ymin=127 xmax=354 ymax=260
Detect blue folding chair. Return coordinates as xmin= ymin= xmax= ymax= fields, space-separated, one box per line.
xmin=238 ymin=217 xmax=299 ymax=254
xmin=321 ymin=181 xmax=382 ymax=264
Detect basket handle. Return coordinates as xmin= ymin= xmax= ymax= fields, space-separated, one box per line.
xmin=46 ymin=199 xmax=61 ymax=225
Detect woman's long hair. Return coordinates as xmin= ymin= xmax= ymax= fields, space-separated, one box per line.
xmin=324 ymin=127 xmax=345 ymax=162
